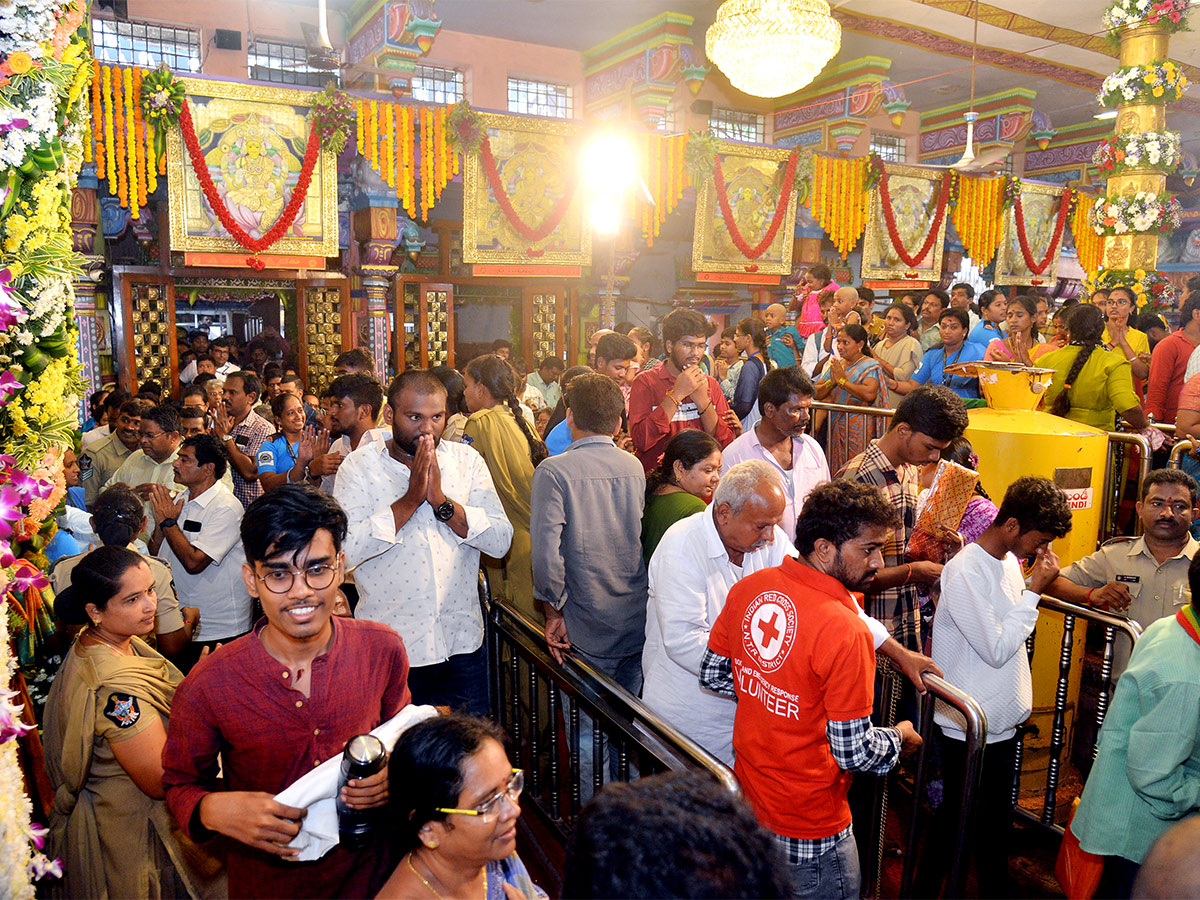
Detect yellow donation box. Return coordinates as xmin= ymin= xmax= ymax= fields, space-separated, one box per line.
xmin=956 ymin=362 xmax=1109 ymax=812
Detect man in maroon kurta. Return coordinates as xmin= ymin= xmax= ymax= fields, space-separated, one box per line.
xmin=163 ymin=485 xmax=411 ymax=899
xmin=629 ymin=308 xmax=736 ymax=472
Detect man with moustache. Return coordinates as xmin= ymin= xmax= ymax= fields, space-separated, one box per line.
xmin=163 ymin=485 xmax=411 ymax=899
xmin=312 ymin=373 xmax=387 ymax=494
xmin=629 ymin=308 xmax=736 ymax=473
xmin=702 ymin=480 xmax=923 ymax=899
xmin=81 ymin=398 xmax=154 ymax=508
xmin=211 ymin=370 xmax=273 ymax=508
xmin=720 ymin=367 xmax=829 ymax=544
xmin=334 ymin=370 xmax=511 ymax=714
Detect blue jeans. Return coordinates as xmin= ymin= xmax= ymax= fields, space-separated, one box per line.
xmin=787 ymin=830 xmax=861 ymax=900
xmin=407 ymin=641 xmax=490 ymax=717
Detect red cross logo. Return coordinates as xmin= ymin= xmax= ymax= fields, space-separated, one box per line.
xmin=742 ymin=592 xmax=795 ymax=672
xmin=756 ymin=611 xmax=782 ymax=648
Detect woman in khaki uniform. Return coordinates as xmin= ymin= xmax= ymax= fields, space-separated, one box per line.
xmin=463 ymin=355 xmax=548 ymax=622
xmin=43 ymin=546 xmax=220 ymax=899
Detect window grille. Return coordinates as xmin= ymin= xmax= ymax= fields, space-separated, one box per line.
xmin=869 ymin=132 xmax=907 ymax=163
xmin=92 ymin=18 xmax=201 ymax=72
xmin=507 ymin=77 xmax=573 ymax=119
xmin=709 ymin=107 xmax=765 ymax=143
xmin=248 ymin=39 xmax=337 ymax=87
xmin=412 ymin=65 xmax=464 ymax=104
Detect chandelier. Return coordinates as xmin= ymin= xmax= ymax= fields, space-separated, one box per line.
xmin=706 ymin=0 xmax=842 ymax=99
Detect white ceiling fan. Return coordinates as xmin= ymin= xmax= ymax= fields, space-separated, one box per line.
xmin=275 ymin=0 xmax=411 ymax=84
xmin=924 ymin=1 xmax=1012 ymax=173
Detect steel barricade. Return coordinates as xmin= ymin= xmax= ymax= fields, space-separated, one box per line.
xmin=1013 ymin=595 xmax=1141 ymax=833
xmin=481 ymin=575 xmax=737 ymax=843
xmin=1169 ymin=438 xmax=1196 ymax=469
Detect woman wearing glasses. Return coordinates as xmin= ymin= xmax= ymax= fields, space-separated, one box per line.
xmin=378 ymin=715 xmax=546 ymax=900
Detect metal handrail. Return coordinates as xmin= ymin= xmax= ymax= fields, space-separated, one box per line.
xmin=899 ymin=672 xmax=989 ymax=900
xmin=1013 ymin=595 xmax=1142 ymax=834
xmin=811 ymin=400 xmax=896 ymax=418
xmin=1170 ymin=438 xmax=1196 ymax=469
xmin=489 ymin=598 xmax=739 ymax=795
xmin=1103 ymin=431 xmax=1153 ymax=540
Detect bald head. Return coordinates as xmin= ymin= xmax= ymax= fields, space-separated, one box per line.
xmin=833 ymin=286 xmax=860 ymax=315
xmin=764 ymin=303 xmax=788 ymax=330
xmin=1134 ymin=816 xmax=1200 ymax=899
xmin=589 ymin=329 xmax=616 ymax=348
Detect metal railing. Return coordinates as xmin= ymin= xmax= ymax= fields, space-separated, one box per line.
xmin=1013 ymin=595 xmax=1142 ymax=834
xmin=811 ymin=400 xmax=896 ymax=419
xmin=1170 ymin=438 xmax=1196 ymax=469
xmin=898 ymin=673 xmax=988 ymax=899
xmin=1102 ymin=431 xmax=1153 ymax=540
xmin=482 ymin=580 xmax=737 ymax=846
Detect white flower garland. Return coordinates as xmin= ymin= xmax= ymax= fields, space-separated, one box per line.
xmin=0 ymin=612 xmax=33 ymax=900
xmin=1088 ymin=191 xmax=1182 ymax=235
xmin=1103 ymin=0 xmax=1191 ymax=30
xmin=1092 ymin=131 xmax=1182 ymax=173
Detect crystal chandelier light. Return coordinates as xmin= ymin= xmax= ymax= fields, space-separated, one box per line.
xmin=706 ymin=0 xmax=842 ymax=98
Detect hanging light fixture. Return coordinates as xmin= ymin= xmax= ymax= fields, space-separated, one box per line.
xmin=706 ymin=0 xmax=842 ymax=98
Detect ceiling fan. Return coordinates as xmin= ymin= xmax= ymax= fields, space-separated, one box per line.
xmin=274 ymin=0 xmax=414 ymax=86
xmin=924 ymin=1 xmax=1012 ymax=173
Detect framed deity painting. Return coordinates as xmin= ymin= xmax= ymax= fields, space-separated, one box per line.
xmin=166 ymin=78 xmax=339 ymax=256
xmin=461 ymin=112 xmax=592 ymax=266
xmin=994 ymin=181 xmax=1067 ymax=286
xmin=861 ymin=164 xmax=950 ymax=282
xmin=692 ymin=142 xmax=799 ymax=276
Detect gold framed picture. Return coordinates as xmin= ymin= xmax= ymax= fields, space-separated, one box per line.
xmin=166 ymin=78 xmax=339 ymax=256
xmin=692 ymin=142 xmax=798 ymax=276
xmin=462 ymin=112 xmax=591 ymax=266
xmin=994 ymin=181 xmax=1067 ymax=286
xmin=861 ymin=164 xmax=950 ymax=282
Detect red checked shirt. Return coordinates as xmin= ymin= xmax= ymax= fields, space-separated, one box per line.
xmin=628 ymin=361 xmax=737 ymax=473
xmin=162 ymin=617 xmax=411 ymax=899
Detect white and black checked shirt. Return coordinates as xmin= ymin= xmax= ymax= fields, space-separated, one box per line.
xmin=700 ymin=649 xmax=903 ymax=859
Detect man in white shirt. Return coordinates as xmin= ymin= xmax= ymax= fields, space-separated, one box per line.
xmin=207 ymin=337 xmax=239 ymax=382
xmin=922 ymin=475 xmax=1070 ymax=897
xmin=334 ymin=369 xmax=512 ymax=715
xmin=81 ymin=389 xmax=128 ymax=452
xmin=721 ymin=367 xmax=829 ymax=543
xmin=104 ymin=404 xmax=182 ymax=539
xmin=314 ymin=373 xmax=388 ymax=494
xmin=149 ymin=434 xmax=252 ymax=670
xmin=643 ymin=459 xmax=940 ymax=765
xmin=950 ymin=282 xmax=981 ymax=331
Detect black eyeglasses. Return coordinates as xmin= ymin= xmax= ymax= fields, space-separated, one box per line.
xmin=255 ymin=559 xmax=341 ymax=594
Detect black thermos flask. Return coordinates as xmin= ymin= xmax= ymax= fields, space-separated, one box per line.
xmin=336 ymin=734 xmax=387 ymax=850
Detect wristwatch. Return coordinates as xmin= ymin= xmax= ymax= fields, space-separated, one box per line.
xmin=221 ymin=433 xmax=235 ymax=442
xmin=159 ymin=517 xmax=178 ymax=530
xmin=433 ymin=499 xmax=455 ymax=522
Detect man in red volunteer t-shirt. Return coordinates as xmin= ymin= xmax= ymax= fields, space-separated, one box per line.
xmin=702 ymin=480 xmax=922 ymax=900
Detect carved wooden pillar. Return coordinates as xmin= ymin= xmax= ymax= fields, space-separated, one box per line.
xmin=71 ymin=171 xmax=105 ymax=408
xmin=352 ymin=204 xmax=399 ymax=378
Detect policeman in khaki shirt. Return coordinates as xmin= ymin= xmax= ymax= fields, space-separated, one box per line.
xmin=1048 ymin=470 xmax=1199 ymax=667
xmin=79 ymin=398 xmax=154 ymax=508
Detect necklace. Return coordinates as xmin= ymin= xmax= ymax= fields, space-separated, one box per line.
xmin=407 ymin=853 xmax=445 ymax=899
xmin=86 ymin=626 xmax=134 ymax=656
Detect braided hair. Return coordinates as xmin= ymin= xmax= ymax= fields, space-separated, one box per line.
xmin=1051 ymin=303 xmax=1105 ymax=418
xmin=464 ymin=355 xmax=549 ymax=467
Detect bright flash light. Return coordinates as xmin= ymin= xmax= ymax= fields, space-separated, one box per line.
xmin=590 ymin=196 xmax=622 ymax=235
xmin=580 ymin=132 xmax=639 ymax=192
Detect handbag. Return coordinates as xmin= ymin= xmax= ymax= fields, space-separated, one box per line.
xmin=1055 ymin=798 xmax=1104 ymax=900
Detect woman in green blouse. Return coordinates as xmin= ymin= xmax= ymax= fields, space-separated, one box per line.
xmin=1041 ymin=303 xmax=1149 ymax=431
xmin=641 ymin=430 xmax=722 ymax=565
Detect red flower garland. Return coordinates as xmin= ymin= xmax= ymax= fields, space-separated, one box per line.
xmin=480 ymin=135 xmax=578 ymax=244
xmin=1014 ymin=188 xmax=1072 ymax=276
xmin=878 ymin=166 xmax=952 ymax=268
xmin=179 ymin=100 xmax=321 ymax=267
xmin=712 ymin=150 xmax=798 ymax=260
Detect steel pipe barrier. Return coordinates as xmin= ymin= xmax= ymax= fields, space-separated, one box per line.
xmin=1102 ymin=431 xmax=1153 ymax=541
xmin=1170 ymin=438 xmax=1196 ymax=469
xmin=1012 ymin=595 xmax=1141 ymax=834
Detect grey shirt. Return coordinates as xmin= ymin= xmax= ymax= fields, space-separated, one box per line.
xmin=531 ymin=435 xmax=648 ymax=659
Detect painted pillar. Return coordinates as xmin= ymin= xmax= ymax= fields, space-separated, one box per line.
xmin=71 ymin=169 xmax=106 ymax=412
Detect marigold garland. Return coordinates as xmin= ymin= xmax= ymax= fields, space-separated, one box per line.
xmin=809 ymin=155 xmax=870 ymax=258
xmin=125 ymin=67 xmax=137 ymax=214
xmin=951 ymin=175 xmax=1005 ymax=268
xmin=102 ymin=65 xmax=116 ymax=197
xmin=712 ymin=151 xmax=798 ymax=260
xmin=1072 ymin=193 xmax=1103 ymax=277
xmin=1014 ymin=188 xmax=1073 ymax=276
xmin=179 ymin=99 xmax=320 ymax=266
xmin=113 ymin=67 xmax=126 ymax=208
xmin=876 ymin=160 xmax=952 ymax=268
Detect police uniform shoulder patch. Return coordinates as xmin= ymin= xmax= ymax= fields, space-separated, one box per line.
xmin=257 ymin=449 xmax=275 ymax=466
xmin=103 ymin=693 xmax=141 ymax=729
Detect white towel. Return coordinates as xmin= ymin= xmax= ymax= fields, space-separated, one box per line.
xmin=273 ymin=704 xmax=440 ymax=861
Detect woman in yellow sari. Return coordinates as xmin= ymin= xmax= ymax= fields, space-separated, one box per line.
xmin=463 ymin=355 xmax=548 ymax=621
xmin=43 ymin=546 xmax=219 ymax=899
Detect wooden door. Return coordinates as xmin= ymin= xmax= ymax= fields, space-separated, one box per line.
xmin=296 ymin=277 xmax=351 ymax=393
xmin=114 ymin=269 xmax=177 ymax=395
xmin=420 ymin=283 xmax=454 ymax=368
